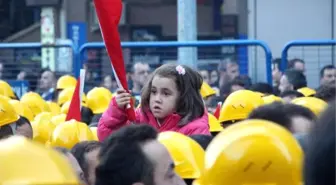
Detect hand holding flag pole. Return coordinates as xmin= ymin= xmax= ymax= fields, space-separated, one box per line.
xmin=93 ymin=0 xmax=136 ymax=121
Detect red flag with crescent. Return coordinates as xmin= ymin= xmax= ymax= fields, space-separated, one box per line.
xmin=93 ymin=0 xmax=136 ymax=121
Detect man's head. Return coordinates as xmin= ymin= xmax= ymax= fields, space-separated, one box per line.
xmin=320 ymin=65 xmax=335 ymax=86
xmin=248 ymin=102 xmax=316 ymax=134
xmin=96 ymin=124 xmax=185 ymax=185
xmin=279 ymin=70 xmax=307 ymax=93
xmin=15 ymin=116 xmax=33 ymax=139
xmin=40 ymin=68 xmax=56 ymax=91
xmin=131 ymin=62 xmax=150 ymax=90
xmin=218 ymin=59 xmax=240 ymax=82
xmin=272 ymin=58 xmax=283 ymax=85
xmin=280 ymin=90 xmax=304 ymax=103
xmin=288 ymin=58 xmax=305 ymax=73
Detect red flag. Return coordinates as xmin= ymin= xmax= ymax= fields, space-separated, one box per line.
xmin=214 ymin=102 xmax=222 ymax=119
xmin=65 ymin=77 xmax=81 ymax=122
xmin=94 ymin=0 xmax=136 ymax=121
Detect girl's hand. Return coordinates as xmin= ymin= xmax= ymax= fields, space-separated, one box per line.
xmin=115 ymin=89 xmax=132 ymax=109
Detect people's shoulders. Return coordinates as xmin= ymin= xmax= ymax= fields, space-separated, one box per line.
xmin=178 ymin=114 xmax=210 ymax=135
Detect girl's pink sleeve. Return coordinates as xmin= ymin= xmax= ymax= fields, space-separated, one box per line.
xmin=97 ymin=97 xmax=128 ymax=141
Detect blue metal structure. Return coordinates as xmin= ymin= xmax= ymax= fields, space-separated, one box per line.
xmin=281 ymin=39 xmax=336 ymax=71
xmin=79 ymin=40 xmax=273 ymax=85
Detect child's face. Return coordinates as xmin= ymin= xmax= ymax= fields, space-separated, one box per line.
xmin=149 ymin=75 xmax=179 ymax=119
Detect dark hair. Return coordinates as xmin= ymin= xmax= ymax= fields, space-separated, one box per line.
xmin=141 ymin=64 xmax=204 ymax=126
xmin=16 ymin=116 xmax=31 ymax=127
xmin=71 ymin=141 xmax=101 ymax=179
xmin=189 ymin=134 xmax=213 ymax=150
xmin=288 ymin=58 xmax=305 ymax=69
xmin=89 ymin=114 xmax=102 ymax=127
xmin=96 ymin=124 xmax=158 ymax=185
xmin=284 ymin=70 xmax=307 ymax=90
xmin=249 ymin=82 xmax=274 ymax=94
xmin=54 ymin=147 xmax=70 ymax=154
xmin=248 ymin=102 xmax=316 ymax=130
xmin=284 ymin=103 xmax=316 ymax=121
xmin=319 ymin=65 xmax=335 ymax=79
xmin=315 ymin=85 xmax=336 ymax=102
xmin=272 ymin=58 xmax=282 ymax=69
xmin=304 ymin=101 xmax=335 ymax=185
xmin=0 ymin=125 xmax=14 ymax=140
xmin=81 ymin=106 xmax=93 ymax=125
xmin=248 ymin=102 xmax=293 ymax=129
xmin=280 ymin=90 xmax=304 ymax=98
xmin=40 ymin=68 xmax=56 ymax=79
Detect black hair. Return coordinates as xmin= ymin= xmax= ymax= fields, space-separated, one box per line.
xmin=81 ymin=106 xmax=94 ymax=125
xmin=319 ymin=64 xmax=335 ymax=79
xmin=315 ymin=85 xmax=336 ymax=102
xmin=141 ymin=64 xmax=204 ymax=126
xmin=89 ymin=114 xmax=102 ymax=127
xmin=71 ymin=141 xmax=101 ymax=180
xmin=249 ymin=82 xmax=274 ymax=95
xmin=284 ymin=70 xmax=307 ymax=90
xmin=304 ymin=100 xmax=335 ymax=185
xmin=16 ymin=116 xmax=31 ymax=127
xmin=0 ymin=125 xmax=14 ymax=140
xmin=288 ymin=58 xmax=305 ymax=69
xmin=189 ymin=134 xmax=213 ymax=150
xmin=96 ymin=124 xmax=158 ymax=185
xmin=248 ymin=102 xmax=316 ymax=131
xmin=272 ymin=58 xmax=281 ymax=69
xmin=284 ymin=103 xmax=316 ymax=121
xmin=248 ymin=102 xmax=293 ymax=129
xmin=280 ymin=90 xmax=304 ymax=98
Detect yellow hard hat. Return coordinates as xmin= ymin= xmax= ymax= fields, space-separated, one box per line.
xmin=51 ymin=114 xmax=67 ymax=126
xmin=0 ymin=136 xmax=80 ymax=185
xmin=158 ymin=131 xmax=205 ymax=179
xmin=50 ymin=119 xmax=95 ymax=149
xmin=218 ymin=90 xmax=264 ymax=123
xmin=56 ymin=75 xmax=77 ymax=90
xmin=90 ymin=127 xmax=99 ymax=141
xmin=87 ymin=87 xmax=113 ymax=114
xmin=9 ymin=99 xmax=34 ymax=122
xmin=57 ymin=87 xmax=87 ymax=106
xmin=0 ymin=95 xmax=20 ymax=127
xmin=208 ymin=113 xmax=223 ymax=132
xmin=197 ymin=119 xmax=303 ymax=185
xmin=0 ymin=80 xmax=16 ymax=99
xmin=31 ymin=112 xmax=55 ymax=144
xmin=200 ymin=82 xmax=216 ymax=98
xmin=292 ymin=97 xmax=327 ymax=116
xmin=47 ymin=101 xmax=61 ymax=116
xmin=20 ymin=92 xmax=50 ymax=117
xmin=262 ymin=95 xmax=283 ymax=105
xmin=61 ymin=101 xmax=71 ymax=114
xmin=297 ymin=87 xmax=316 ymax=97
xmin=254 ymin=92 xmax=265 ymax=97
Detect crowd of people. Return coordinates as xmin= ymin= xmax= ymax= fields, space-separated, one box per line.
xmin=0 ymin=55 xmax=335 ymax=185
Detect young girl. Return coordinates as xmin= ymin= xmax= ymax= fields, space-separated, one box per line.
xmin=98 ymin=64 xmax=210 ymax=141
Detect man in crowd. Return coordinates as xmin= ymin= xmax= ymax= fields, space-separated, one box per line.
xmin=96 ymin=124 xmax=186 ymax=185
xmin=39 ymin=68 xmax=57 ymax=101
xmin=320 ymin=65 xmax=335 ymax=86
xmin=218 ymin=58 xmax=240 ymax=89
xmin=288 ymin=58 xmax=305 ymax=73
xmin=131 ymin=62 xmax=151 ymax=103
xmin=279 ymin=69 xmax=307 ymax=94
xmin=272 ymin=58 xmax=283 ymax=94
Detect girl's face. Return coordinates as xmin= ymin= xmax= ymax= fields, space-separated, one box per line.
xmin=149 ymin=75 xmax=179 ymax=120
xmin=210 ymin=70 xmax=219 ymax=84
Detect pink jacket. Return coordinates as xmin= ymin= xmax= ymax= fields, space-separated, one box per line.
xmin=98 ymin=98 xmax=210 ymax=141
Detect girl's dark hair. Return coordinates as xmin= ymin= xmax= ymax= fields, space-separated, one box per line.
xmin=141 ymin=64 xmax=204 ymax=126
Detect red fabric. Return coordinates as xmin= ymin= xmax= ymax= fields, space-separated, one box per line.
xmin=214 ymin=102 xmax=222 ymax=119
xmin=65 ymin=77 xmax=81 ymax=122
xmin=93 ymin=0 xmax=135 ymax=121
xmin=97 ymin=98 xmax=210 ymax=141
